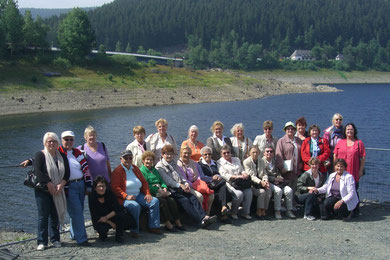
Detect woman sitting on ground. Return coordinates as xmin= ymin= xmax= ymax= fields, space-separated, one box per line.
xmin=140 ymin=151 xmax=183 ymax=232
xmin=253 ymin=120 xmax=278 ymax=157
xmin=207 ymin=121 xmax=234 ymax=161
xmin=312 ymin=158 xmax=359 ymax=220
xmin=230 ymin=123 xmax=253 ymax=163
xmin=259 ymin=145 xmax=295 ymax=219
xmin=198 ymin=146 xmax=231 ymax=222
xmin=218 ymin=145 xmax=253 ymax=220
xmin=243 ymin=146 xmax=272 ymax=220
xmin=177 ymin=146 xmax=215 ymax=216
xmin=155 ymin=145 xmax=217 ymax=229
xmin=301 ymin=124 xmax=331 ymax=174
xmin=181 ymin=125 xmax=204 ymax=162
xmin=146 ymin=118 xmax=178 ymax=164
xmin=88 ymin=176 xmax=135 ymax=243
xmin=296 ymin=157 xmax=326 ymax=221
xmin=126 ymin=125 xmax=150 ymax=169
xmin=111 ymin=150 xmax=161 ymax=236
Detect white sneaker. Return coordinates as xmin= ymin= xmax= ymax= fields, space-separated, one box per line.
xmin=52 ymin=241 xmax=61 ymax=248
xmin=304 ymin=215 xmax=316 ymax=221
xmin=275 ymin=212 xmax=282 ymax=219
xmin=37 ymin=244 xmax=45 ymax=251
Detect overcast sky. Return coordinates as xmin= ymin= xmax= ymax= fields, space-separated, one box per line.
xmin=18 ymin=0 xmax=114 ymax=9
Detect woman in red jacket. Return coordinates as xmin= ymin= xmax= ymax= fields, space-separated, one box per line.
xmin=111 ymin=150 xmax=161 ymax=236
xmin=301 ymin=125 xmax=331 ymax=174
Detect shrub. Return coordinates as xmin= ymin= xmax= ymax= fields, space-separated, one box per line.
xmin=147 ymin=59 xmax=156 ymax=67
xmin=110 ymin=55 xmax=139 ymax=68
xmin=53 ymin=57 xmax=71 ymax=69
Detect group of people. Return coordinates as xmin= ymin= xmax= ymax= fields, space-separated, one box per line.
xmin=24 ymin=114 xmax=366 ymax=251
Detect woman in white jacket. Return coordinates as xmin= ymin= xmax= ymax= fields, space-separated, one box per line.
xmin=313 ymin=158 xmax=359 ymax=220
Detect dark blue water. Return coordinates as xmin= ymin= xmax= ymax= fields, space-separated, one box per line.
xmin=0 ymin=83 xmax=389 ymax=232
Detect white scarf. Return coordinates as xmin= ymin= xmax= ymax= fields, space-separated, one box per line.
xmin=43 ymin=149 xmax=67 ymax=225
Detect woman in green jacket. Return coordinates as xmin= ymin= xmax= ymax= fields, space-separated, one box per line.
xmin=140 ymin=151 xmax=184 ymax=232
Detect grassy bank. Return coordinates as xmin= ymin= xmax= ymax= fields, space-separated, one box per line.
xmin=0 ymin=60 xmax=263 ymax=93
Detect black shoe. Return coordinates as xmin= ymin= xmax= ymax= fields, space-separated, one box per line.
xmin=99 ymin=234 xmax=107 ymax=241
xmin=115 ymin=236 xmax=124 ymax=244
xmin=201 ymin=215 xmax=217 ymax=229
xmin=256 ymin=215 xmax=265 ymax=220
xmin=220 ymin=217 xmax=233 ymax=224
xmin=175 ymin=225 xmax=186 ymax=231
xmin=79 ymin=241 xmax=91 ymax=247
xmin=165 ymin=226 xmax=179 ymax=232
xmin=263 ymin=215 xmax=271 ymax=220
xmin=343 ymin=213 xmax=354 ymax=222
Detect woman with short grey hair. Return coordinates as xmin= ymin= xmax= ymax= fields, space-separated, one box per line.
xmin=181 ymin=125 xmax=204 ymax=162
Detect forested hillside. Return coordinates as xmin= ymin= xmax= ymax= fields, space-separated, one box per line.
xmin=86 ymin=0 xmax=389 ymax=52
xmin=19 ymin=7 xmax=95 ymax=19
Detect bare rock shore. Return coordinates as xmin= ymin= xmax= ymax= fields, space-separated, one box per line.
xmin=1 ymin=203 xmax=389 ymax=259
xmin=0 ymin=79 xmax=338 ymax=116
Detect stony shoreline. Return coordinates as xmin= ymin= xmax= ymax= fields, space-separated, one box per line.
xmin=0 ymin=78 xmax=338 ymax=116
xmin=0 ymin=202 xmax=389 ymax=259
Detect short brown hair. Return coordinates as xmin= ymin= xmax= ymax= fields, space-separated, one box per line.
xmin=334 ymin=158 xmax=347 ymax=168
xmin=295 ymin=117 xmax=307 ymax=127
xmin=263 ymin=120 xmax=273 ymax=129
xmin=133 ymin=125 xmax=146 ymax=135
xmin=308 ymin=157 xmax=320 ymax=165
xmin=161 ymin=145 xmax=175 ymax=155
xmin=308 ymin=124 xmax=320 ymax=135
xmin=142 ymin=151 xmax=155 ymax=161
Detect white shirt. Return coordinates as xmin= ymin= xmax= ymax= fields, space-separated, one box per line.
xmin=67 ymin=151 xmax=83 ymax=180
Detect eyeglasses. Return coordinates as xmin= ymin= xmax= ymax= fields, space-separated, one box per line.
xmin=203 ymin=153 xmax=211 ymax=156
xmin=222 ymin=152 xmax=230 ymax=155
xmin=265 ymin=150 xmax=274 ymax=153
xmin=63 ymin=138 xmax=74 ymax=142
xmin=46 ymin=140 xmax=57 ymax=144
xmin=335 ymin=119 xmax=342 ymax=121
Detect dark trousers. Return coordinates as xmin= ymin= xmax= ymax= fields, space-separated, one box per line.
xmin=320 ymin=196 xmax=349 ymax=219
xmin=354 ymin=182 xmax=360 ymax=215
xmin=95 ymin=210 xmax=130 ymax=240
xmin=171 ymin=190 xmax=205 ymax=224
xmin=35 ymin=189 xmax=60 ymax=245
xmin=296 ymin=193 xmax=320 ymax=216
xmin=158 ymin=196 xmax=180 ymax=223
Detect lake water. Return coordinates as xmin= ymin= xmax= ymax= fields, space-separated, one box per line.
xmin=0 ymin=83 xmax=389 ymax=232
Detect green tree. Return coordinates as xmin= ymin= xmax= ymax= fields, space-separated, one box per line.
xmin=115 ymin=40 xmax=122 ymax=52
xmin=3 ymin=0 xmax=24 ymax=58
xmin=23 ymin=11 xmax=49 ymax=48
xmin=137 ymin=45 xmax=146 ymax=54
xmin=57 ymin=8 xmax=95 ymax=63
xmin=125 ymin=42 xmax=131 ymax=53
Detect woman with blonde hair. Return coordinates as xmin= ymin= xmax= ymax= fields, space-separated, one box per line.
xmin=78 ymin=125 xmax=111 ymax=182
xmin=206 ymin=121 xmax=234 ymax=161
xmin=253 ymin=120 xmax=278 ymax=157
xmin=34 ymin=132 xmax=70 ymax=250
xmin=230 ymin=123 xmax=252 ymax=163
xmin=146 ymin=118 xmax=178 ymax=164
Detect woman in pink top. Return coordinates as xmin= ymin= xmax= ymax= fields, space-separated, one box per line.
xmin=333 ymin=123 xmax=366 ymax=217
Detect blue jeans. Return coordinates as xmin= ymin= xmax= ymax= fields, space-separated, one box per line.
xmin=123 ymin=193 xmax=160 ymax=233
xmin=296 ymin=192 xmax=319 ymax=216
xmin=67 ymin=180 xmax=88 ymax=244
xmin=35 ymin=189 xmax=60 ymax=245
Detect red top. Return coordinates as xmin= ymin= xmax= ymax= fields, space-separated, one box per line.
xmin=301 ymin=137 xmax=330 ymax=173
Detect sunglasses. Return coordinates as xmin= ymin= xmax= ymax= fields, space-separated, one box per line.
xmin=64 ymin=138 xmax=74 ymax=142
xmin=222 ymin=152 xmax=230 ymax=155
xmin=265 ymin=150 xmax=274 ymax=153
xmin=203 ymin=153 xmax=211 ymax=156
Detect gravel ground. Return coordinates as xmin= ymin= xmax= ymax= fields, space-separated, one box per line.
xmin=1 ymin=203 xmax=389 ymax=260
